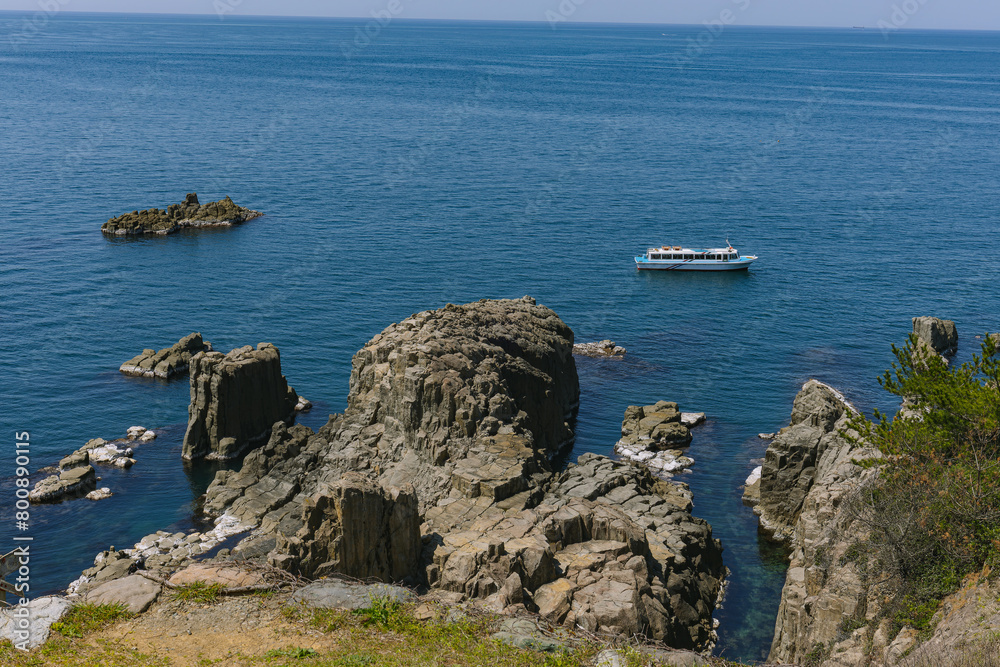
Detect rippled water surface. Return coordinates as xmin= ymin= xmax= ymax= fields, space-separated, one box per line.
xmin=2 ymin=14 xmax=999 ymax=661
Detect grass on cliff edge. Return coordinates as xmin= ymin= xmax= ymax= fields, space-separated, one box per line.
xmin=2 ymin=596 xmax=706 ymax=667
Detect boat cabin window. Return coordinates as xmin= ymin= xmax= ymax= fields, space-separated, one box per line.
xmin=708 ymin=254 xmax=716 ymax=260
xmin=684 ymin=254 xmax=693 ymax=260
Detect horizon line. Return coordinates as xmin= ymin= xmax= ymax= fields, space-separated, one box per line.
xmin=1 ymin=9 xmax=999 ymax=33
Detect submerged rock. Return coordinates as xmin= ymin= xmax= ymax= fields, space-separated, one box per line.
xmin=29 ymin=464 xmax=97 ymax=503
xmin=573 ymin=340 xmax=626 ymax=357
xmin=182 ymin=343 xmax=298 ymax=461
xmin=86 ymin=487 xmax=114 ymax=501
xmin=120 ymin=333 xmax=212 ymax=379
xmin=101 ymin=193 xmax=262 ymax=235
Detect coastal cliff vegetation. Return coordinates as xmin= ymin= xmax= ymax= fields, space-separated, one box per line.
xmin=845 ymin=334 xmax=1000 ymax=638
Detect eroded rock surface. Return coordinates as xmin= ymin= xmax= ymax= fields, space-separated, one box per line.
xmin=121 ymin=332 xmax=212 ymax=379
xmin=758 ymin=379 xmax=884 ymax=665
xmin=71 ymin=298 xmax=724 ymax=650
xmin=182 ymin=343 xmax=298 ymax=461
xmin=755 ymin=380 xmax=856 ymax=542
xmin=101 ymin=193 xmax=262 ymax=235
xmin=614 ymin=402 xmax=695 ymax=478
xmin=912 ymin=315 xmax=957 ymax=357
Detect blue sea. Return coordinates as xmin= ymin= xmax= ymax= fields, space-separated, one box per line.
xmin=2 ymin=12 xmax=999 ymax=661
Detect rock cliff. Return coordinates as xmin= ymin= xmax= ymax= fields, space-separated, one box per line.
xmin=76 ymin=298 xmax=725 ymax=651
xmin=101 ymin=193 xmax=262 ymax=235
xmin=757 ymin=379 xmax=889 ymax=666
xmin=182 ymin=343 xmax=298 ymax=460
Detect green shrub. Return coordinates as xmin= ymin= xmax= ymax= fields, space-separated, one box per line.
xmin=845 ymin=335 xmax=1000 ymax=633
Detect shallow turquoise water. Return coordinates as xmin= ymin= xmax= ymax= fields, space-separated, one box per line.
xmin=2 ymin=14 xmax=999 ymax=661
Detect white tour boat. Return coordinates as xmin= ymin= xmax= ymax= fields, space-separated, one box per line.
xmin=635 ymin=243 xmax=757 ymax=271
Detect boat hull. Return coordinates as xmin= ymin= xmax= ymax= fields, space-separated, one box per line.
xmin=635 ymin=257 xmax=756 ymax=271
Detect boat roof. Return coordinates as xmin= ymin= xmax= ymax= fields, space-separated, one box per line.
xmin=647 ymin=246 xmax=736 ymax=253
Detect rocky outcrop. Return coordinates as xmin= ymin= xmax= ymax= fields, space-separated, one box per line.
xmin=101 ymin=193 xmax=263 ymax=235
xmin=182 ymin=343 xmax=298 ymax=461
xmin=912 ymin=316 xmax=957 ymax=356
xmin=29 ymin=464 xmax=97 ymax=503
xmin=757 ymin=380 xmax=883 ymax=665
xmin=120 ymin=332 xmax=212 ymax=379
xmin=573 ymin=340 xmax=626 ymax=357
xmin=614 ymin=402 xmax=695 ymax=478
xmin=70 ymin=298 xmax=724 ymax=650
xmin=755 ymin=380 xmax=856 ymax=542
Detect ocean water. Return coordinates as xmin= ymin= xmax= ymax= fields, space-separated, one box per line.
xmin=2 ymin=13 xmax=999 ymax=661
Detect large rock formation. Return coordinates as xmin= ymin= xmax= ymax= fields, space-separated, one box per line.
xmin=182 ymin=343 xmax=298 ymax=460
xmin=88 ymin=298 xmax=724 ymax=651
xmin=120 ymin=333 xmax=212 ymax=379
xmin=101 ymin=193 xmax=262 ymax=235
xmin=757 ymin=380 xmax=887 ymax=665
xmin=756 ymin=380 xmax=857 ymax=542
xmin=912 ymin=316 xmax=957 ymax=356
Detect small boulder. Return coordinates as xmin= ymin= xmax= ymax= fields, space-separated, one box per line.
xmin=83 ymin=574 xmax=161 ymax=614
xmin=288 ymin=580 xmax=416 ymax=610
xmin=0 ymin=597 xmax=72 ymax=648
xmin=86 ymin=487 xmax=113 ymax=501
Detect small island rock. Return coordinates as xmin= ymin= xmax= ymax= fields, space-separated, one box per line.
xmin=101 ymin=193 xmax=262 ymax=236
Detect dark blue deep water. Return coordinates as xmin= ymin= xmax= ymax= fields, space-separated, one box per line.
xmin=2 ymin=13 xmax=1000 ymax=662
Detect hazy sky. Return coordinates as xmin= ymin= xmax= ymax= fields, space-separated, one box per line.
xmin=1 ymin=0 xmax=998 ymax=31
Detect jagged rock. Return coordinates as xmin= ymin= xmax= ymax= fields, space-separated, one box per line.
xmin=614 ymin=402 xmax=695 ymax=479
xmin=83 ymin=575 xmax=161 ymax=614
xmin=182 ymin=343 xmax=298 ymax=461
xmin=101 ymin=194 xmax=263 ymax=235
xmin=271 ymin=472 xmax=420 ymax=582
xmin=756 ymin=380 xmax=855 ymax=542
xmin=29 ymin=465 xmax=97 ymax=503
xmin=741 ymin=466 xmax=761 ymax=507
xmin=120 ymin=333 xmax=212 ymax=379
xmin=680 ymin=412 xmax=705 ymax=428
xmin=912 ymin=316 xmax=957 ymax=356
xmin=76 ymin=298 xmax=723 ymax=650
xmin=760 ymin=380 xmax=883 ymax=665
xmin=573 ymin=340 xmax=626 ymax=357
xmin=59 ymin=450 xmax=89 ymax=470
